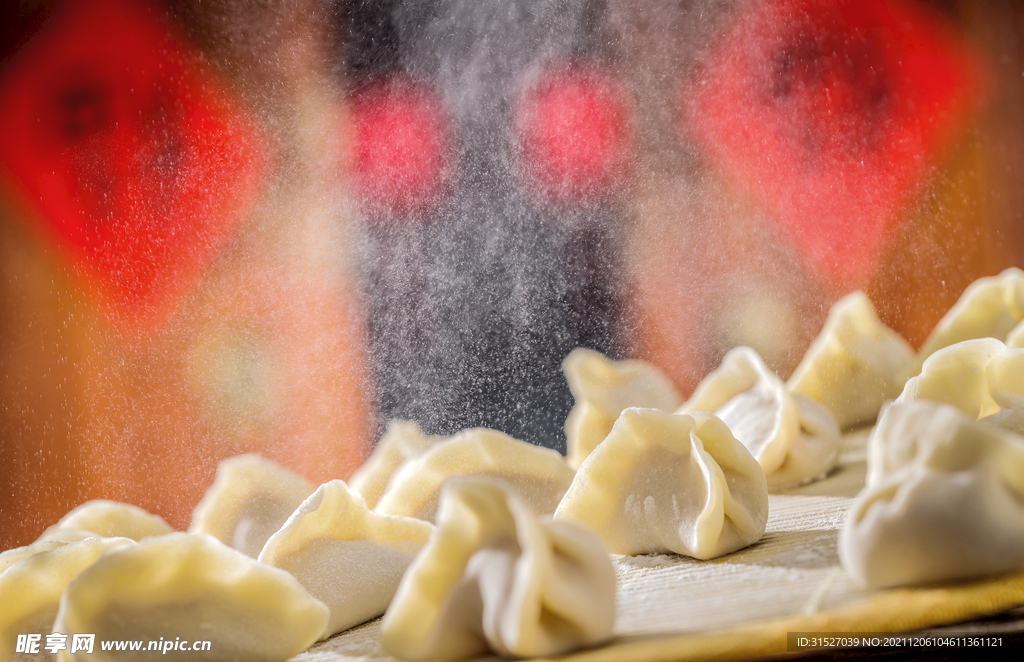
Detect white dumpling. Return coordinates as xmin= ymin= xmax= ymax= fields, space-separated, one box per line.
xmin=892 ymin=338 xmax=1024 ymax=435
xmin=381 ymin=478 xmax=615 ymax=661
xmin=54 ymin=533 xmax=328 ymax=662
xmin=787 ymin=292 xmax=914 ymax=429
xmin=0 ymin=537 xmax=134 ymax=659
xmin=842 ymin=400 xmax=1024 ymax=588
xmin=894 ymin=338 xmax=1004 ymax=418
xmin=555 ymin=408 xmax=768 ymax=559
xmin=349 ymin=420 xmax=441 ymax=509
xmin=679 ymin=346 xmax=840 ymax=491
xmin=190 ymin=454 xmax=313 ymax=558
xmin=978 ymin=346 xmax=1024 ymax=434
xmin=916 ymin=267 xmax=1024 ymax=366
xmin=0 ymin=539 xmax=71 ymax=575
xmin=38 ymin=500 xmax=173 ymax=543
xmin=375 ymin=428 xmax=575 ymax=523
xmin=562 ymin=348 xmax=682 ymax=469
xmin=259 ymin=480 xmax=433 ymax=638
xmin=1006 ymin=317 xmax=1024 ymax=348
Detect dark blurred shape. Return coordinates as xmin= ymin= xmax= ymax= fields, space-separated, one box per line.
xmin=351 ymin=0 xmax=622 ymax=451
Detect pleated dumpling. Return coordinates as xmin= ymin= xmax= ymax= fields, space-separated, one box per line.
xmin=349 ymin=420 xmax=441 ymax=509
xmin=54 ymin=533 xmax=328 ymax=662
xmin=894 ymin=338 xmax=1005 ymax=419
xmin=916 ymin=267 xmax=1024 ymax=366
xmin=0 ymin=539 xmax=70 ymax=576
xmin=0 ymin=537 xmax=134 ymax=659
xmin=842 ymin=401 xmax=1024 ymax=588
xmin=259 ymin=480 xmax=434 ymax=638
xmin=680 ymin=346 xmax=840 ymax=491
xmin=554 ymin=408 xmax=768 ymax=559
xmin=190 ymin=454 xmax=313 ymax=558
xmin=381 ymin=478 xmax=615 ymax=661
xmin=562 ymin=348 xmax=682 ymax=469
xmin=892 ymin=338 xmax=1024 ymax=436
xmin=375 ymin=428 xmax=575 ymax=523
xmin=38 ymin=500 xmax=173 ymax=543
xmin=787 ymin=292 xmax=914 ymax=429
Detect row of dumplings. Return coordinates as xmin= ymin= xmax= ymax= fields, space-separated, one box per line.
xmin=0 ymin=455 xmax=614 ymax=662
xmin=567 ymin=266 xmax=1024 ymax=592
xmin=6 ymin=266 xmax=1024 ymax=661
xmin=836 ymin=268 xmax=1024 ymax=588
xmin=0 ymin=379 xmax=791 ymax=661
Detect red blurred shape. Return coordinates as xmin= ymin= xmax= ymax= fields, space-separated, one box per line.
xmin=689 ymin=0 xmax=986 ymax=291
xmin=0 ymin=0 xmax=266 ymax=336
xmin=352 ymin=77 xmax=450 ymax=216
xmin=517 ymin=64 xmax=634 ymax=205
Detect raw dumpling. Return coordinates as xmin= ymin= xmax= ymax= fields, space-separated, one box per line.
xmin=893 ymin=338 xmax=1006 ymax=420
xmin=190 ymin=454 xmax=313 ymax=558
xmin=842 ymin=400 xmax=1024 ymax=588
xmin=381 ymin=478 xmax=615 ymax=660
xmin=562 ymin=348 xmax=682 ymax=469
xmin=892 ymin=338 xmax=1024 ymax=437
xmin=259 ymin=480 xmax=434 ymax=638
xmin=1007 ymin=317 xmax=1024 ymax=347
xmin=0 ymin=539 xmax=71 ymax=575
xmin=554 ymin=408 xmax=768 ymax=559
xmin=0 ymin=537 xmax=134 ymax=659
xmin=349 ymin=420 xmax=440 ymax=509
xmin=915 ymin=267 xmax=1024 ymax=367
xmin=54 ymin=533 xmax=328 ymax=662
xmin=375 ymin=428 xmax=575 ymax=523
xmin=787 ymin=292 xmax=914 ymax=429
xmin=680 ymin=346 xmax=841 ymax=491
xmin=37 ymin=500 xmax=173 ymax=542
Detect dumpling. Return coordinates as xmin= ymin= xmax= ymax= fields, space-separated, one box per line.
xmin=381 ymin=478 xmax=615 ymax=660
xmin=893 ymin=338 xmax=1005 ymax=419
xmin=0 ymin=537 xmax=134 ymax=659
xmin=0 ymin=539 xmax=69 ymax=575
xmin=842 ymin=400 xmax=1024 ymax=588
xmin=259 ymin=480 xmax=433 ymax=638
xmin=916 ymin=267 xmax=1024 ymax=366
xmin=375 ymin=428 xmax=575 ymax=523
xmin=554 ymin=408 xmax=768 ymax=559
xmin=893 ymin=337 xmax=1024 ymax=438
xmin=53 ymin=533 xmax=328 ymax=662
xmin=787 ymin=292 xmax=914 ymax=429
xmin=190 ymin=454 xmax=313 ymax=558
xmin=562 ymin=348 xmax=682 ymax=469
xmin=349 ymin=420 xmax=441 ymax=509
xmin=37 ymin=500 xmax=173 ymax=542
xmin=679 ymin=346 xmax=840 ymax=491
